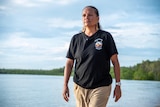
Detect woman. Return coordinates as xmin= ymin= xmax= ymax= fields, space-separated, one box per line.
xmin=62 ymin=6 xmax=121 ymax=107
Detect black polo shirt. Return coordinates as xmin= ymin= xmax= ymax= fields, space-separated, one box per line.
xmin=66 ymin=30 xmax=118 ymax=89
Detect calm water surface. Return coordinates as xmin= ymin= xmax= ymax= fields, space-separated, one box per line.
xmin=0 ymin=74 xmax=160 ymax=107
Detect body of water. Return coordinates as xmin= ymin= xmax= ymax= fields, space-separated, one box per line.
xmin=0 ymin=74 xmax=160 ymax=107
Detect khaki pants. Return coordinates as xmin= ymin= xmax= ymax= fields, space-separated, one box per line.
xmin=74 ymin=84 xmax=111 ymax=107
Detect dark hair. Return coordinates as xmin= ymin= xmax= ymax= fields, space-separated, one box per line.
xmin=83 ymin=6 xmax=101 ymax=29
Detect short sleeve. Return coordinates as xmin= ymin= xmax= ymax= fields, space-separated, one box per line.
xmin=66 ymin=36 xmax=75 ymax=60
xmin=107 ymin=33 xmax=118 ymax=58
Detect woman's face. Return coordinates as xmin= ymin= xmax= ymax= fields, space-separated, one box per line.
xmin=82 ymin=7 xmax=99 ymax=28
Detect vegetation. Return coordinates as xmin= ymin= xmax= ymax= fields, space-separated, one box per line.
xmin=110 ymin=59 xmax=160 ymax=81
xmin=0 ymin=59 xmax=160 ymax=81
xmin=0 ymin=68 xmax=65 ymax=76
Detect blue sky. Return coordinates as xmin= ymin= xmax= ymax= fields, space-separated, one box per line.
xmin=0 ymin=0 xmax=160 ymax=69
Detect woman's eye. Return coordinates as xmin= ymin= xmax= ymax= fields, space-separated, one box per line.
xmin=82 ymin=14 xmax=93 ymax=17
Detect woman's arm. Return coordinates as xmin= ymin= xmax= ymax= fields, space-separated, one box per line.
xmin=111 ymin=54 xmax=122 ymax=102
xmin=62 ymin=58 xmax=74 ymax=102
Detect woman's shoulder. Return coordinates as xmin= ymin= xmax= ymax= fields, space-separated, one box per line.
xmin=72 ymin=32 xmax=84 ymax=38
xmin=99 ymin=30 xmax=112 ymax=35
xmin=98 ymin=30 xmax=113 ymax=39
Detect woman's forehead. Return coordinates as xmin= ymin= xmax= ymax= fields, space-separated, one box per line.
xmin=82 ymin=7 xmax=95 ymax=14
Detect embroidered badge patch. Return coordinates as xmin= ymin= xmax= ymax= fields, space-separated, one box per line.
xmin=94 ymin=38 xmax=103 ymax=50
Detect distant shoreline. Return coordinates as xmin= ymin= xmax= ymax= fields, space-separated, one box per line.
xmin=0 ymin=59 xmax=160 ymax=81
xmin=0 ymin=68 xmax=65 ymax=76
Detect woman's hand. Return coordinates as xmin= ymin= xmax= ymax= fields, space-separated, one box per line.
xmin=62 ymin=85 xmax=70 ymax=102
xmin=113 ymin=85 xmax=122 ymax=102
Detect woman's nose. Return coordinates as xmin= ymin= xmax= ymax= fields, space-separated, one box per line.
xmin=84 ymin=15 xmax=89 ymax=19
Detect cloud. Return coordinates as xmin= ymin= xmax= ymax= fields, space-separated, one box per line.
xmin=39 ymin=0 xmax=79 ymax=5
xmin=0 ymin=32 xmax=33 ymax=48
xmin=8 ymin=32 xmax=68 ymax=48
xmin=47 ymin=18 xmax=82 ymax=29
xmin=101 ymin=11 xmax=128 ymax=24
xmin=11 ymin=0 xmax=39 ymax=7
xmin=0 ymin=31 xmax=69 ymax=69
xmin=0 ymin=5 xmax=12 ymax=15
xmin=107 ymin=22 xmax=160 ymax=49
xmin=0 ymin=31 xmax=69 ymax=53
xmin=10 ymin=0 xmax=79 ymax=7
xmin=0 ymin=6 xmax=7 ymax=10
xmin=52 ymin=56 xmax=65 ymax=61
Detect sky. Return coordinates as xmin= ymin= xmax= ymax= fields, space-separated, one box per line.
xmin=0 ymin=0 xmax=160 ymax=70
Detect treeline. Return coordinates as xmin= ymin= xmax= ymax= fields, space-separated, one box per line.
xmin=110 ymin=59 xmax=160 ymax=81
xmin=0 ymin=68 xmax=64 ymax=76
xmin=0 ymin=59 xmax=160 ymax=81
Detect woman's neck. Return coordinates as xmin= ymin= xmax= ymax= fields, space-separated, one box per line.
xmin=84 ymin=27 xmax=98 ymax=37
